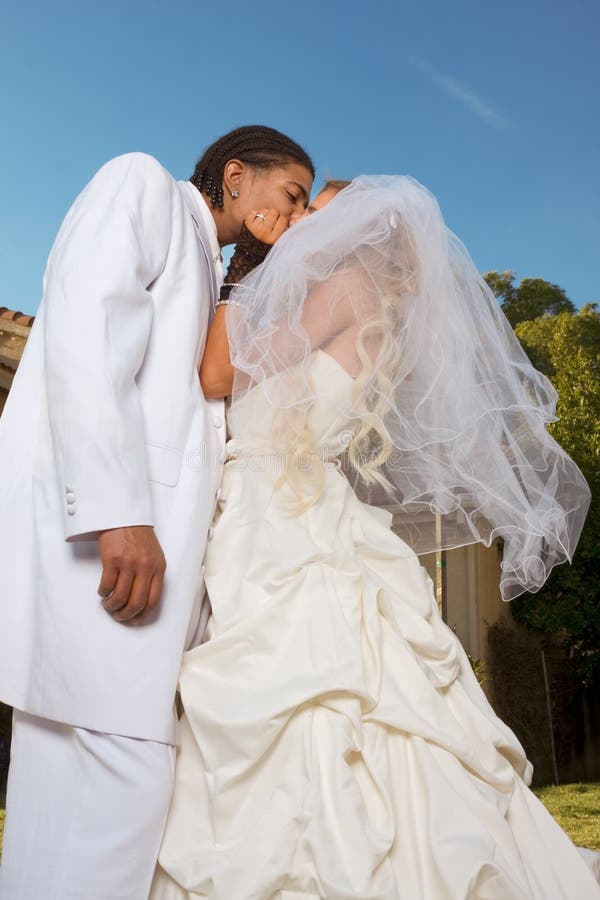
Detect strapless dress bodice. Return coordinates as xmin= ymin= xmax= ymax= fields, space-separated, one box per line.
xmin=224 ymin=348 xmax=361 ymax=461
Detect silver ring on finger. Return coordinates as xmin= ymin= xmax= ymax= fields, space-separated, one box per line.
xmin=254 ymin=213 xmax=266 ymax=220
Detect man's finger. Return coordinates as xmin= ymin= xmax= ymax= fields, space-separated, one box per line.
xmin=146 ymin=568 xmax=165 ymax=611
xmin=112 ymin=572 xmax=153 ymax=623
xmin=97 ymin=563 xmax=119 ymax=600
xmin=102 ymin=567 xmax=135 ymax=614
xmin=126 ymin=571 xmax=165 ymax=627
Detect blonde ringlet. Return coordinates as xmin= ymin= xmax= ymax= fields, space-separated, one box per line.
xmin=271 ymin=219 xmax=420 ymax=514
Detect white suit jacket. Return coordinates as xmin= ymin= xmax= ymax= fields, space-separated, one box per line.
xmin=0 ymin=153 xmax=226 ymax=743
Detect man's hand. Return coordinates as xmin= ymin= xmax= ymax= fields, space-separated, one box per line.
xmin=245 ymin=208 xmax=289 ymax=246
xmin=97 ymin=525 xmax=166 ymax=626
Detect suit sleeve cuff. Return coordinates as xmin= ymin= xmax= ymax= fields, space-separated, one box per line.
xmin=63 ymin=496 xmax=155 ymax=542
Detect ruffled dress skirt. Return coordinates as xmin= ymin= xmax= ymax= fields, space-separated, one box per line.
xmin=150 ymin=453 xmax=600 ymax=899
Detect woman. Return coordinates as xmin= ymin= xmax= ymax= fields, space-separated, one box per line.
xmin=150 ymin=177 xmax=599 ymax=899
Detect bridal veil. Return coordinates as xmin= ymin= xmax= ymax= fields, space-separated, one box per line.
xmin=224 ymin=175 xmax=590 ymax=601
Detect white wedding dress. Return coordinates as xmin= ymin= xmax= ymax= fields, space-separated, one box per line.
xmin=150 ymin=349 xmax=600 ymax=900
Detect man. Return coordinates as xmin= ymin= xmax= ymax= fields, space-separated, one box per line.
xmin=0 ymin=125 xmax=313 ymax=899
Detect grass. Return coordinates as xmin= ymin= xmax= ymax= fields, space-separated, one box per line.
xmin=0 ymin=785 xmax=598 ymax=861
xmin=533 ymin=782 xmax=600 ymax=851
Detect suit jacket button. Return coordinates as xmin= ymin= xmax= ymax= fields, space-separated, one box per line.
xmin=65 ymin=484 xmax=74 ymax=493
xmin=67 ymin=507 xmax=76 ymax=516
xmin=66 ymin=492 xmax=76 ymax=503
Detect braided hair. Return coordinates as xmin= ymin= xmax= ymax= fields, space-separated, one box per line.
xmin=190 ymin=125 xmax=315 ymax=209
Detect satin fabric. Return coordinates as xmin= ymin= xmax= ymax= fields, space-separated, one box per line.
xmin=151 ymin=350 xmax=600 ymax=899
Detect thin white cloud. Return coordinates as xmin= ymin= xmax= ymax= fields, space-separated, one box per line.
xmin=408 ymin=56 xmax=511 ymax=131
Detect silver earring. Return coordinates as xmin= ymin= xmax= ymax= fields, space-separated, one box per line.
xmin=231 ymin=190 xmax=239 ymax=199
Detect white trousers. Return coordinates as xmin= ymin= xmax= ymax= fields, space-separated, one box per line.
xmin=0 ymin=709 xmax=175 ymax=900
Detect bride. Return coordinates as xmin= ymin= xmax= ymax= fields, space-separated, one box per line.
xmin=150 ymin=176 xmax=599 ymax=899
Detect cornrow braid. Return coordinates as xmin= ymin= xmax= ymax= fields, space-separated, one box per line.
xmin=190 ymin=125 xmax=315 ymax=209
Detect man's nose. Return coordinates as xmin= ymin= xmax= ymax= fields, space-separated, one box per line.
xmin=295 ymin=194 xmax=309 ymax=214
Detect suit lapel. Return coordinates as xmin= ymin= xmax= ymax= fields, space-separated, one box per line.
xmin=178 ymin=181 xmax=219 ymax=313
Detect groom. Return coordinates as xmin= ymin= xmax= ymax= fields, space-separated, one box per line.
xmin=0 ymin=125 xmax=313 ymax=899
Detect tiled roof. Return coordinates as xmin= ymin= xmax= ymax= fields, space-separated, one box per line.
xmin=0 ymin=306 xmax=35 ymax=328
xmin=0 ymin=308 xmax=34 ymax=393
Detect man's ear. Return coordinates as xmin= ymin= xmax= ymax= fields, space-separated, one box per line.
xmin=223 ymin=159 xmax=245 ymax=197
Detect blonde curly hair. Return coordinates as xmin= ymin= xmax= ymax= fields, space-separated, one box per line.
xmin=271 ymin=217 xmax=419 ymax=515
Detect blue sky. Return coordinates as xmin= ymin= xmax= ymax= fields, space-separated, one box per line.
xmin=1 ymin=0 xmax=598 ymax=315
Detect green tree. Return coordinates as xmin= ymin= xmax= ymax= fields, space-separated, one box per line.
xmin=484 ymin=270 xmax=576 ymax=327
xmin=510 ymin=305 xmax=600 ymax=684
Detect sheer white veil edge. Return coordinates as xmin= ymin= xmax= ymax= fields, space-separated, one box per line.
xmin=225 ymin=175 xmax=591 ymax=601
